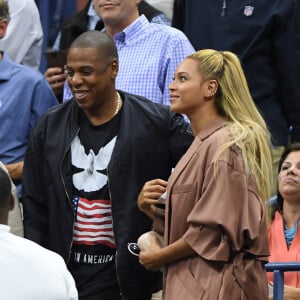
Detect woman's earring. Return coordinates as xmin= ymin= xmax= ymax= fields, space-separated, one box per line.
xmin=204 ymin=93 xmax=215 ymax=100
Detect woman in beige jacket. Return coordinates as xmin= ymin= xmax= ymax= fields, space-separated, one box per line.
xmin=138 ymin=49 xmax=273 ymax=299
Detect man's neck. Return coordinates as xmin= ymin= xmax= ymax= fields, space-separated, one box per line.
xmin=105 ymin=13 xmax=139 ymax=37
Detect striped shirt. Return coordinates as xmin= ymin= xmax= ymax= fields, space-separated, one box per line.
xmin=53 ymin=2 xmax=170 ymax=50
xmin=64 ymin=15 xmax=195 ymax=105
xmin=72 ymin=197 xmax=115 ymax=248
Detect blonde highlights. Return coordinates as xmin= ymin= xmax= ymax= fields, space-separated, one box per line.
xmin=189 ymin=49 xmax=273 ymax=201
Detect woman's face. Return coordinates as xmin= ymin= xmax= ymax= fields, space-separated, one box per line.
xmin=169 ymin=58 xmax=209 ymax=116
xmin=278 ymin=151 xmax=300 ymax=199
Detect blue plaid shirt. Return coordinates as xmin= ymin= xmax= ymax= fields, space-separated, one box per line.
xmin=53 ymin=2 xmax=170 ymax=50
xmin=64 ymin=15 xmax=195 ymax=105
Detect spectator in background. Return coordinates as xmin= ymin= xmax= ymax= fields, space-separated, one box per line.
xmin=54 ymin=0 xmax=170 ymax=50
xmin=0 ymin=167 xmax=78 ymax=300
xmin=22 ymin=30 xmax=193 ymax=300
xmin=45 ymin=0 xmax=171 ymax=101
xmin=0 ymin=0 xmax=58 ymax=200
xmin=0 ymin=162 xmax=23 ymax=237
xmin=0 ymin=0 xmax=43 ymax=70
xmin=268 ymin=143 xmax=300 ymax=300
xmin=62 ymin=0 xmax=194 ymax=104
xmin=35 ymin=0 xmax=77 ymax=73
xmin=145 ymin=0 xmax=174 ymax=21
xmin=172 ymin=0 xmax=300 ymax=195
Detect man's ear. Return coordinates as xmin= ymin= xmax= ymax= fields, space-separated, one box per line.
xmin=111 ymin=58 xmax=119 ymax=79
xmin=0 ymin=19 xmax=9 ymax=39
xmin=8 ymin=194 xmax=14 ymax=212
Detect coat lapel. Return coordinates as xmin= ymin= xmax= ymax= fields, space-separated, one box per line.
xmin=164 ymin=117 xmax=227 ymax=243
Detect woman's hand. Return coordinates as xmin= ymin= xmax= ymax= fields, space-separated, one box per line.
xmin=137 ymin=179 xmax=167 ymax=219
xmin=139 ymin=233 xmax=163 ymax=271
xmin=139 ymin=238 xmax=196 ymax=272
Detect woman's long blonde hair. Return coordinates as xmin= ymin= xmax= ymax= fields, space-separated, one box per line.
xmin=189 ymin=49 xmax=273 ymax=201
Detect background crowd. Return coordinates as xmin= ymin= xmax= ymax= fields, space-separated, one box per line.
xmin=0 ymin=0 xmax=300 ymax=299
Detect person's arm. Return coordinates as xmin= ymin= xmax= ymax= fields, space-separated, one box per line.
xmin=22 ymin=79 xmax=57 ymax=245
xmin=168 ymin=113 xmax=193 ymax=165
xmin=5 ymin=161 xmax=23 ymax=182
xmin=139 ymin=237 xmax=195 ymax=271
xmin=283 ymin=285 xmax=300 ymax=300
xmin=269 ymin=285 xmax=300 ymax=300
xmin=22 ymin=117 xmax=49 ymax=246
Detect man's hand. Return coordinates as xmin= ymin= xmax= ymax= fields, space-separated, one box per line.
xmin=5 ymin=161 xmax=23 ymax=182
xmin=44 ymin=67 xmax=66 ymax=96
xmin=137 ymin=179 xmax=167 ymax=219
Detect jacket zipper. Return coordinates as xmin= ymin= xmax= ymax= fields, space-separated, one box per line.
xmin=107 ymin=167 xmax=123 ymax=299
xmin=61 ymin=128 xmax=80 ymax=264
xmin=221 ymin=0 xmax=227 ymax=16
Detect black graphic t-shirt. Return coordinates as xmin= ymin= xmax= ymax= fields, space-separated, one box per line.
xmin=68 ymin=110 xmax=122 ymax=300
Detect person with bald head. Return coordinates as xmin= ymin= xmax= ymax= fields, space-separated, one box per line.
xmin=0 ymin=167 xmax=78 ymax=300
xmin=22 ymin=30 xmax=193 ymax=300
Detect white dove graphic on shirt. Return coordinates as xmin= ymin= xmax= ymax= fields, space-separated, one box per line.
xmin=71 ymin=135 xmax=117 ymax=192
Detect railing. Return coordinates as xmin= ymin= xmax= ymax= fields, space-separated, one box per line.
xmin=265 ymin=262 xmax=300 ymax=300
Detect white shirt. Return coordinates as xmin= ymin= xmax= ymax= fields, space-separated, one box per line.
xmin=0 ymin=225 xmax=78 ymax=300
xmin=0 ymin=0 xmax=43 ymax=69
xmin=145 ymin=0 xmax=174 ymax=21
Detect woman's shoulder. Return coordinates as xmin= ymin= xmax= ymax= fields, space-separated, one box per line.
xmin=200 ymin=125 xmax=243 ymax=167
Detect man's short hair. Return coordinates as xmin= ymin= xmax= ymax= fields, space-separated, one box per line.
xmin=0 ymin=167 xmax=11 ymax=206
xmin=70 ymin=31 xmax=118 ymax=63
xmin=0 ymin=0 xmax=9 ymax=21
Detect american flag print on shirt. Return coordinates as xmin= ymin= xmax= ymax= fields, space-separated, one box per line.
xmin=73 ymin=196 xmax=116 ymax=248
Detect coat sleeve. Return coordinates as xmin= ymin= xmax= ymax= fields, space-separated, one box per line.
xmin=168 ymin=113 xmax=194 ymax=167
xmin=22 ymin=116 xmax=49 ymax=247
xmin=182 ymin=149 xmax=269 ymax=262
xmin=153 ymin=112 xmax=193 ymax=236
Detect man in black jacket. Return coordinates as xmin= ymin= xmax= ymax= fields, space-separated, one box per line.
xmin=22 ymin=31 xmax=193 ymax=300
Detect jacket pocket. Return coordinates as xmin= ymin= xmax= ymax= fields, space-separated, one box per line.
xmin=170 ymin=182 xmax=198 ymax=235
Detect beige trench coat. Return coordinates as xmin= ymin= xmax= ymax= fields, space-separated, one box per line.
xmin=154 ymin=117 xmax=269 ymax=300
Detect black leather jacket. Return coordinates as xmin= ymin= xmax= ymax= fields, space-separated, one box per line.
xmin=22 ymin=91 xmax=193 ymax=300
